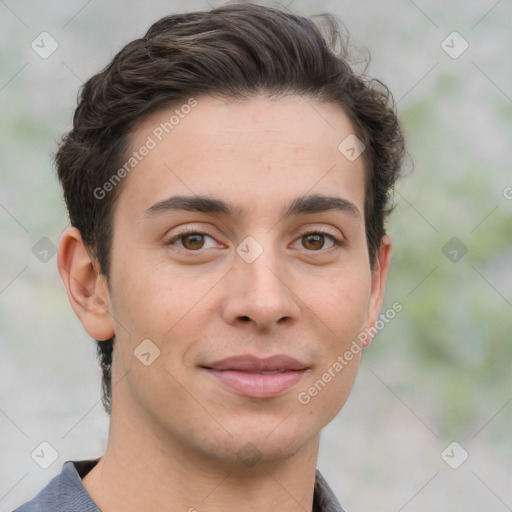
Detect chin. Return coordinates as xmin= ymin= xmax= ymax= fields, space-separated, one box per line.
xmin=196 ymin=414 xmax=319 ymax=467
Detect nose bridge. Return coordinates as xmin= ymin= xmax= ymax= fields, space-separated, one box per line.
xmin=236 ymin=231 xmax=285 ymax=296
xmin=223 ymin=231 xmax=300 ymax=329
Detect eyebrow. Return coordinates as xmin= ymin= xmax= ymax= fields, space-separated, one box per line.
xmin=144 ymin=193 xmax=361 ymax=221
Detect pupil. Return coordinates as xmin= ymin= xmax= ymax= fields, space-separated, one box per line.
xmin=185 ymin=234 xmax=204 ymax=249
xmin=305 ymin=234 xmax=323 ymax=250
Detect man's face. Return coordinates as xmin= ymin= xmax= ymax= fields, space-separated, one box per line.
xmin=103 ymin=95 xmax=388 ymax=466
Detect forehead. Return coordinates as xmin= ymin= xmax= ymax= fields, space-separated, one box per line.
xmin=115 ymin=94 xmax=366 ymax=222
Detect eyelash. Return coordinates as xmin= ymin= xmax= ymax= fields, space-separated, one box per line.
xmin=165 ymin=227 xmax=344 ymax=254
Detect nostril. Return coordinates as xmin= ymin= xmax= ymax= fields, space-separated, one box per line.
xmin=240 ymin=316 xmax=251 ymax=322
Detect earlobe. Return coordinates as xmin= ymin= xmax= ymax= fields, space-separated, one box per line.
xmin=57 ymin=227 xmax=115 ymax=341
xmin=361 ymin=235 xmax=392 ymax=347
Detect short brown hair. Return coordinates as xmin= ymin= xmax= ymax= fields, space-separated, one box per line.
xmin=55 ymin=2 xmax=405 ymax=414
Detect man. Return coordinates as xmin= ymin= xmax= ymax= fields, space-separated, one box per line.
xmin=14 ymin=2 xmax=404 ymax=511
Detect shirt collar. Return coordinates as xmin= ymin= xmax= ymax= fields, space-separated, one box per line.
xmin=29 ymin=459 xmax=344 ymax=512
xmin=313 ymin=469 xmax=345 ymax=512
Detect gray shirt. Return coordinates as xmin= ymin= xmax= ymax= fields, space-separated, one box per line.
xmin=13 ymin=458 xmax=345 ymax=511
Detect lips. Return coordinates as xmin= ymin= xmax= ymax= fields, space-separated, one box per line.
xmin=204 ymin=355 xmax=308 ymax=372
xmin=202 ymin=355 xmax=309 ymax=398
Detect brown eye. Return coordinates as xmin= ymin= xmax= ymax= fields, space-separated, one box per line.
xmin=302 ymin=232 xmax=340 ymax=251
xmin=166 ymin=231 xmax=218 ymax=251
xmin=293 ymin=230 xmax=342 ymax=253
xmin=181 ymin=233 xmax=206 ymax=250
xmin=302 ymin=233 xmax=326 ymax=251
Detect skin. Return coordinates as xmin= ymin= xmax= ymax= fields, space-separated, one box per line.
xmin=58 ymin=95 xmax=391 ymax=512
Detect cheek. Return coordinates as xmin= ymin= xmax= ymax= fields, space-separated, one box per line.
xmin=108 ymin=260 xmax=222 ymax=371
xmin=109 ymin=260 xmax=186 ymax=333
xmin=306 ymin=265 xmax=372 ymax=343
xmin=292 ymin=266 xmax=370 ymax=410
xmin=296 ymin=351 xmax=360 ymax=430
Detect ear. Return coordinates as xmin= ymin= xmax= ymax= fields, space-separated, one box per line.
xmin=361 ymin=235 xmax=392 ymax=347
xmin=57 ymin=227 xmax=115 ymax=341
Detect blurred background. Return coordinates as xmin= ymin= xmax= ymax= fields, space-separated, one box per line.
xmin=1 ymin=1 xmax=510 ymax=510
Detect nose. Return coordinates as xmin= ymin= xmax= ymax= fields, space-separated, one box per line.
xmin=221 ymin=240 xmax=301 ymax=333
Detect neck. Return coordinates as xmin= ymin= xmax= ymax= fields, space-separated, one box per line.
xmin=82 ymin=407 xmax=320 ymax=512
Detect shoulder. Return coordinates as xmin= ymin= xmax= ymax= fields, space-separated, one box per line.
xmin=12 ymin=459 xmax=100 ymax=512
